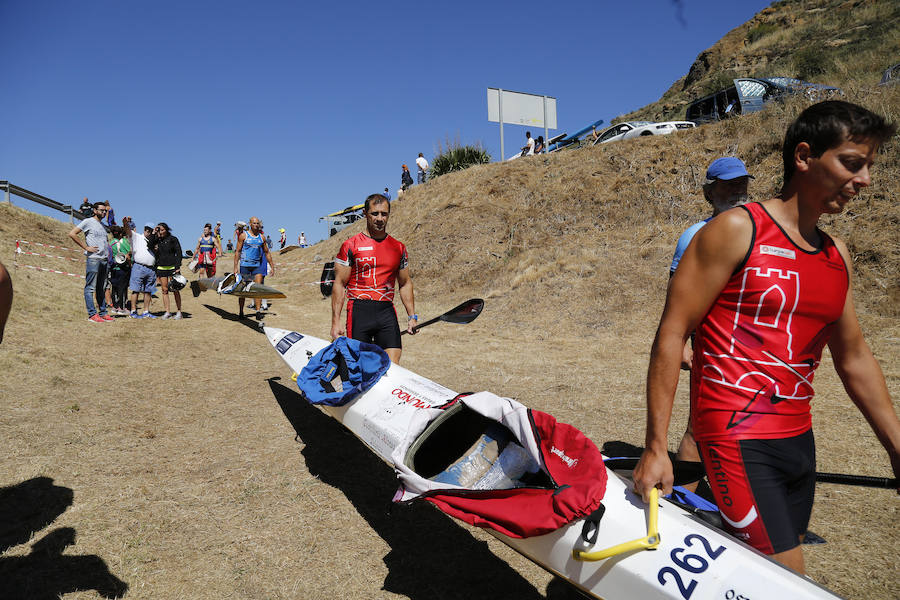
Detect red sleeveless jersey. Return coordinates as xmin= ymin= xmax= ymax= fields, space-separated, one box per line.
xmin=691 ymin=203 xmax=849 ymax=442
xmin=335 ymin=232 xmax=408 ymax=302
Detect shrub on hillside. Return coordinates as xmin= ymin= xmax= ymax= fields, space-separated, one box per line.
xmin=429 ymin=143 xmax=491 ymax=179
xmin=747 ymin=23 xmax=778 ymax=44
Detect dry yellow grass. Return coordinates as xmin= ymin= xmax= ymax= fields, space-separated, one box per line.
xmin=1 ymin=85 xmax=898 ymax=600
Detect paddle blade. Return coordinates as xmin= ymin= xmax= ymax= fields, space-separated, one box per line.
xmin=439 ymin=298 xmax=484 ymax=324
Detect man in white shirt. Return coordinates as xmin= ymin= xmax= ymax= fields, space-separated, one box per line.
xmin=415 ymin=153 xmax=429 ymax=184
xmin=522 ymin=131 xmax=535 ymax=156
xmin=68 ymin=201 xmax=113 ymax=323
xmin=121 ymin=216 xmax=159 ymax=319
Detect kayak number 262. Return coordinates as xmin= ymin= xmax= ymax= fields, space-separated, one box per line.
xmin=657 ymin=533 xmax=726 ymax=599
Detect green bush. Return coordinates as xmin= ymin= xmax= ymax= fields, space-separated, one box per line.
xmin=429 ymin=143 xmax=491 ymax=179
xmin=747 ymin=23 xmax=778 ymax=44
xmin=794 ymin=46 xmax=831 ymax=80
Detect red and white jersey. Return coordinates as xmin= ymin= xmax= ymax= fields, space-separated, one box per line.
xmin=691 ymin=202 xmax=849 ymax=441
xmin=335 ymin=232 xmax=408 ymax=302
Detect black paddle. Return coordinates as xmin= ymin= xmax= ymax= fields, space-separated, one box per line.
xmin=604 ymin=458 xmax=898 ymax=489
xmin=401 ymin=298 xmax=484 ymax=335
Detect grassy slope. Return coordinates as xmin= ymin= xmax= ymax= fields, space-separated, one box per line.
xmin=1 ymin=3 xmax=899 ymax=597
xmin=620 ymin=0 xmax=900 ymax=123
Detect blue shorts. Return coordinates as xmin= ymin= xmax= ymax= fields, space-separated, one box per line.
xmin=240 ymin=263 xmax=266 ymax=278
xmin=129 ymin=263 xmax=157 ymax=293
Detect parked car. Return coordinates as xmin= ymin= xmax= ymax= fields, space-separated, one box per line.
xmin=591 ymin=120 xmax=696 ymax=145
xmin=686 ymin=77 xmax=842 ymax=124
xmin=879 ymin=63 xmax=900 ymax=86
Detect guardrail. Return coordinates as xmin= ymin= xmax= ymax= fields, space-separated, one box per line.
xmin=0 ymin=181 xmax=88 ymax=223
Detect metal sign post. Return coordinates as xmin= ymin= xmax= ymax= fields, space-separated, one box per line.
xmin=488 ymin=88 xmax=557 ymax=160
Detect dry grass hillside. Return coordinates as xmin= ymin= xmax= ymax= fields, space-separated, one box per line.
xmin=1 ymin=79 xmax=897 ymax=599
xmin=622 ymin=0 xmax=900 ymax=123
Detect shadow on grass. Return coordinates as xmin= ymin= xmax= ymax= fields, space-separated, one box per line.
xmin=0 ymin=477 xmax=128 ymax=599
xmin=203 ymin=303 xmax=266 ymax=333
xmin=266 ymin=378 xmax=546 ymax=600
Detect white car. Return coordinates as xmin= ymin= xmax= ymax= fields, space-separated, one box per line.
xmin=593 ymin=120 xmax=695 ymax=145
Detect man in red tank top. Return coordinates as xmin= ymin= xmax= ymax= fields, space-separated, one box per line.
xmin=634 ymin=101 xmax=900 ymax=573
xmin=331 ymin=194 xmax=417 ymax=363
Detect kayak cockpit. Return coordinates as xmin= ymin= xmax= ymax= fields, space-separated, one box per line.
xmin=402 ymin=401 xmax=553 ymax=490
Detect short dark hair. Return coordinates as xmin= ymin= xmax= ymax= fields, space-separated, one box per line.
xmin=204 ymin=223 xmax=212 ymax=229
xmin=782 ymin=100 xmax=896 ymax=183
xmin=92 ymin=201 xmax=106 ymax=210
xmin=364 ymin=194 xmax=390 ymax=213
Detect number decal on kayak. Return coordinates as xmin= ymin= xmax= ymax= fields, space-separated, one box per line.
xmin=658 ymin=567 xmax=697 ymax=598
xmin=657 ymin=534 xmax=727 ymax=599
xmin=685 ymin=533 xmax=726 ymax=560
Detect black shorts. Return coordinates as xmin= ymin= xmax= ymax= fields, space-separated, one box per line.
xmin=697 ymin=429 xmax=815 ymax=554
xmin=347 ymin=299 xmax=401 ymax=350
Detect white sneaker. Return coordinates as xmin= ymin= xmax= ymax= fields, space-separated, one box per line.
xmin=161 ymin=312 xmax=172 ymax=320
xmin=173 ymin=312 xmax=183 ymax=320
xmin=261 ymin=301 xmax=269 ymax=310
xmin=248 ymin=301 xmax=256 ymax=309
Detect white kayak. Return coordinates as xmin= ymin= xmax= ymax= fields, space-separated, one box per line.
xmin=264 ymin=327 xmax=843 ymax=600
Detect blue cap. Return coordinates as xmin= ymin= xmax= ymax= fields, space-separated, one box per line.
xmin=706 ymin=157 xmax=751 ymax=181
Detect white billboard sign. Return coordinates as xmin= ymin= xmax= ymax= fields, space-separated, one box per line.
xmin=487 ymin=88 xmax=557 ymax=129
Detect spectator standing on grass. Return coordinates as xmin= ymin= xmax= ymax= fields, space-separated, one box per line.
xmin=633 ymin=101 xmax=900 ymax=573
xmin=193 ymin=223 xmax=221 ymax=278
xmin=278 ymin=228 xmax=286 ymax=249
xmin=666 ymin=156 xmax=752 ymax=492
xmin=227 ymin=239 xmax=233 ymax=252
xmin=233 ymin=216 xmax=275 ymax=319
xmin=401 ymin=165 xmax=413 ymax=191
xmin=521 ymin=131 xmax=534 ymax=156
xmin=108 ymin=226 xmax=132 ymax=315
xmin=214 ymin=221 xmax=222 ymax=248
xmin=68 ymin=201 xmax=113 ymax=323
xmin=78 ymin=197 xmax=92 ymax=217
xmin=0 ymin=261 xmax=12 ymax=343
xmin=298 ymin=232 xmax=308 ymax=248
xmin=415 ymin=153 xmax=429 ymax=184
xmin=383 ymin=187 xmax=391 ymax=201
xmin=331 ymin=194 xmax=417 ymax=364
xmin=122 ymin=217 xmax=158 ymax=319
xmin=151 ymin=223 xmax=184 ymax=320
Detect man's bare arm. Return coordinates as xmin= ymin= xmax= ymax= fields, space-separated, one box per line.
xmin=330 ymin=263 xmax=351 ymax=339
xmin=827 ymin=239 xmax=900 ymax=492
xmin=633 ymin=209 xmax=752 ymax=501
xmin=397 ymin=268 xmax=416 ymax=335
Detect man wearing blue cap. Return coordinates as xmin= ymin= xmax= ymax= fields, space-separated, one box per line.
xmin=670 ymin=157 xmax=752 ymax=275
xmin=666 ymin=156 xmax=752 ymax=490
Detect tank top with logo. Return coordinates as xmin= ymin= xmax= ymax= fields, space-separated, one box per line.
xmin=691 ymin=202 xmax=849 ymax=442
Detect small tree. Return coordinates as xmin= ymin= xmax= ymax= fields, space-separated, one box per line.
xmin=430 ymin=140 xmax=491 ymax=179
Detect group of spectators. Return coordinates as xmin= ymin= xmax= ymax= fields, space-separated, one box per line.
xmin=69 ymin=203 xmax=186 ymax=321
xmin=399 ymin=152 xmax=429 ymax=193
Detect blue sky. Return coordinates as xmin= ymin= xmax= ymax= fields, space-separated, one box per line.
xmin=1 ymin=0 xmax=772 ymax=245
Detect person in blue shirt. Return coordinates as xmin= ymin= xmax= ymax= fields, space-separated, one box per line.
xmin=232 ymin=216 xmax=275 ymax=318
xmin=669 ymin=156 xmax=752 ymax=488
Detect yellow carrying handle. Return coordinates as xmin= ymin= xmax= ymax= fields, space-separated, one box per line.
xmin=573 ymin=487 xmax=660 ymax=561
xmin=291 ymin=372 xmax=298 ymax=382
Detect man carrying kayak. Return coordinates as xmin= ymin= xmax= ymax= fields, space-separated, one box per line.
xmin=233 ymin=216 xmax=275 ymax=319
xmin=633 ymin=101 xmax=900 ymax=574
xmin=331 ymin=193 xmax=417 ymax=363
